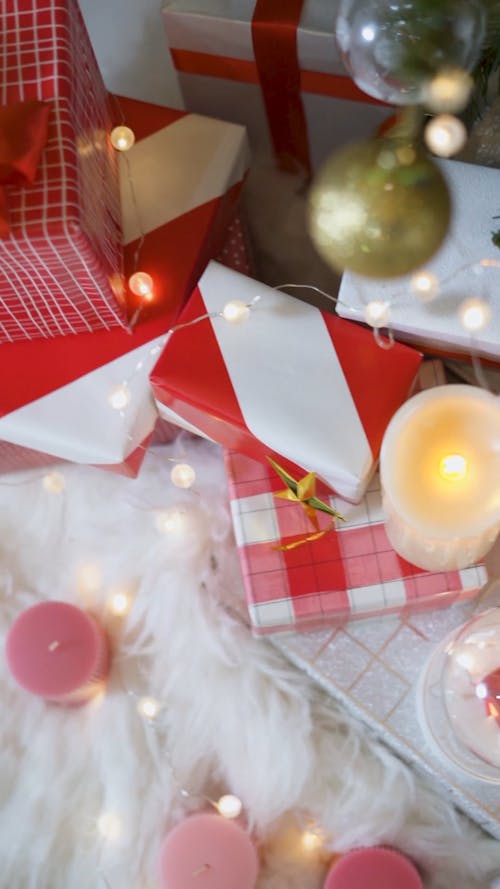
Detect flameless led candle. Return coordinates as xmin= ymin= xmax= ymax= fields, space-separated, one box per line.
xmin=6 ymin=601 xmax=110 ymax=705
xmin=324 ymin=847 xmax=423 ymax=889
xmin=160 ymin=813 xmax=258 ymax=889
xmin=380 ymin=385 xmax=500 ymax=571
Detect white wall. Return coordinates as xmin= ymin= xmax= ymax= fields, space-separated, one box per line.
xmin=79 ymin=0 xmax=184 ymax=108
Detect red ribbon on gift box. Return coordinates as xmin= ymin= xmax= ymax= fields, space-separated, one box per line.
xmin=0 ymin=99 xmax=50 ymax=238
xmin=251 ymin=0 xmax=311 ymax=175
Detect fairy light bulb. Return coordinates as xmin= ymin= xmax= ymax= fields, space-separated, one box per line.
xmin=77 ymin=562 xmax=102 ymax=594
xmin=424 ymin=67 xmax=473 ymax=114
xmin=128 ymin=271 xmax=154 ymax=301
xmin=458 ymin=297 xmax=491 ymax=332
xmin=42 ymin=471 xmax=65 ymax=493
xmin=137 ymin=696 xmax=161 ymax=720
xmin=170 ymin=463 xmax=196 ymax=489
xmin=110 ymin=126 xmax=135 ymax=151
xmin=301 ymin=830 xmax=324 ymax=851
xmin=424 ymin=114 xmax=467 ymax=157
xmin=216 ymin=794 xmax=243 ymax=819
xmin=108 ymin=384 xmax=131 ymax=410
xmin=410 ymin=270 xmax=440 ymax=302
xmin=454 ymin=649 xmax=478 ymax=672
xmin=97 ymin=812 xmax=122 ymax=841
xmin=364 ymin=300 xmax=390 ymax=328
xmin=439 ymin=453 xmax=468 ymax=482
xmin=155 ymin=506 xmax=188 ymax=534
xmin=222 ymin=300 xmax=250 ymax=323
xmin=108 ymin=589 xmax=132 ymax=617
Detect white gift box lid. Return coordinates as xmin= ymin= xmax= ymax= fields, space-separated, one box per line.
xmin=337 ymin=159 xmax=500 ymax=362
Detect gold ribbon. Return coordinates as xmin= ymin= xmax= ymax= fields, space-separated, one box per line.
xmin=268 ymin=458 xmax=345 ymax=551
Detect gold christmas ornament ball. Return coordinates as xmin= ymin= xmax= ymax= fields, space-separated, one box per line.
xmin=307 ymin=138 xmax=451 ymax=279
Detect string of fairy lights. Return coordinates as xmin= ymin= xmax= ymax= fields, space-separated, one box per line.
xmin=0 ymin=96 xmax=497 ymax=494
xmin=15 ymin=440 xmax=329 ymax=889
xmin=102 ymin=98 xmax=497 ymax=423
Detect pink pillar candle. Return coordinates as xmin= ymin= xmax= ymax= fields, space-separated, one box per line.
xmin=160 ymin=813 xmax=258 ymax=889
xmin=6 ymin=601 xmax=110 ymax=705
xmin=324 ymin=847 xmax=423 ymax=889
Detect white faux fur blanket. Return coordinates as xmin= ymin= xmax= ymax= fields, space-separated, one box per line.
xmin=1 ymin=436 xmax=499 ymax=889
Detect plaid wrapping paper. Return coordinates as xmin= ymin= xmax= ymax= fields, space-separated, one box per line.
xmin=0 ymin=211 xmax=255 ymax=476
xmin=0 ymin=0 xmax=124 ymax=343
xmin=225 ymin=361 xmax=488 ymax=635
xmin=0 ymin=101 xmax=249 ymax=476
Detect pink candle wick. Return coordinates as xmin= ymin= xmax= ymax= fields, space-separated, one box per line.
xmin=6 ymin=601 xmax=110 ymax=705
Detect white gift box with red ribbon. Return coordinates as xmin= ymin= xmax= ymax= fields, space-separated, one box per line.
xmin=163 ymin=0 xmax=391 ymax=173
xmin=0 ymin=101 xmax=250 ymax=476
xmin=337 ymin=159 xmax=500 ymax=364
xmin=151 ymin=261 xmax=422 ymax=502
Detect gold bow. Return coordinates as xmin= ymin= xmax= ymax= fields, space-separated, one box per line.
xmin=268 ymin=458 xmax=345 ymax=551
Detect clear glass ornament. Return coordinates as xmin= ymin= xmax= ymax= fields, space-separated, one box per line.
xmin=336 ymin=0 xmax=486 ymax=105
xmin=418 ymin=605 xmax=500 ymax=783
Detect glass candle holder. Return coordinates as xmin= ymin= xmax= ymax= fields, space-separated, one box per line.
xmin=380 ymin=385 xmax=500 ymax=571
xmin=418 ymin=606 xmax=500 ymax=783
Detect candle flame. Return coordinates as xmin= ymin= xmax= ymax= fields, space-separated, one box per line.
xmin=439 ymin=453 xmax=468 ymax=482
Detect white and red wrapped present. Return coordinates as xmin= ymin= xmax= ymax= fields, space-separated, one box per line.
xmin=337 ymin=159 xmax=500 ymax=365
xmin=0 ymin=0 xmax=125 ymax=343
xmin=225 ymin=361 xmax=488 ymax=635
xmin=0 ymin=100 xmax=250 ymax=476
xmin=162 ymin=0 xmax=391 ymax=173
xmin=151 ymin=261 xmax=422 ymax=502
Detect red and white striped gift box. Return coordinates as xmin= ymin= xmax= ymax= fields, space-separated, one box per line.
xmin=0 ymin=102 xmax=250 ymax=476
xmin=151 ymin=261 xmax=422 ymax=503
xmin=224 ymin=362 xmax=488 ymax=635
xmin=0 ymin=0 xmax=125 ymax=343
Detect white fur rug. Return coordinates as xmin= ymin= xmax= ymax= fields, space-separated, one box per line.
xmin=1 ymin=436 xmax=500 ymax=889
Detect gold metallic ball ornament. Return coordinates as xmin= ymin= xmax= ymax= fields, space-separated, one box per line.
xmin=307 ymin=138 xmax=451 ymax=279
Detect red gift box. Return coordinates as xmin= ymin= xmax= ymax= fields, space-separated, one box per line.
xmin=151 ymin=262 xmax=422 ymax=502
xmin=163 ymin=0 xmax=391 ymax=173
xmin=0 ymin=0 xmax=125 ymax=343
xmin=224 ymin=362 xmax=488 ymax=635
xmin=0 ymin=100 xmax=250 ymax=476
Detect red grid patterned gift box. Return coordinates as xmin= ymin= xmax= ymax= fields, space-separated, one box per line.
xmin=0 ymin=101 xmax=250 ymax=476
xmin=0 ymin=212 xmax=255 ymax=476
xmin=225 ymin=362 xmax=488 ymax=635
xmin=0 ymin=0 xmax=124 ymax=343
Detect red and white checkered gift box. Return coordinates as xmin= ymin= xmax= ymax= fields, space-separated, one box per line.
xmin=163 ymin=0 xmax=390 ymax=173
xmin=0 ymin=101 xmax=250 ymax=476
xmin=225 ymin=364 xmax=488 ymax=635
xmin=0 ymin=0 xmax=126 ymax=343
xmin=151 ymin=261 xmax=422 ymax=502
